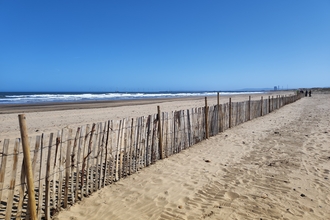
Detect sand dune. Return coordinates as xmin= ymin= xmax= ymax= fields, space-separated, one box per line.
xmin=52 ymin=94 xmax=330 ymax=219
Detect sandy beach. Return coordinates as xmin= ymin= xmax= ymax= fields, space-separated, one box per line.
xmin=0 ymin=91 xmax=287 ymax=141
xmin=1 ymin=91 xmax=329 ymax=219
xmin=52 ymin=93 xmax=329 ymax=220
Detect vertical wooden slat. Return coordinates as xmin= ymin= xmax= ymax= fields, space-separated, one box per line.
xmin=133 ymin=118 xmax=139 ymax=172
xmin=219 ymin=104 xmax=223 ymax=132
xmin=51 ymin=131 xmax=61 ymax=210
xmin=173 ymin=112 xmax=177 ymax=154
xmin=152 ymin=115 xmax=158 ymax=163
xmin=169 ymin=112 xmax=173 ymax=155
xmin=184 ymin=110 xmax=189 ymax=148
xmin=57 ymin=129 xmax=65 ymax=209
xmin=229 ymin=98 xmax=232 ymax=128
xmin=182 ymin=110 xmax=187 ymax=149
xmin=135 ymin=118 xmax=141 ymax=170
xmin=63 ymin=129 xmax=73 ymax=208
xmin=30 ymin=136 xmax=41 ymax=218
xmin=123 ymin=119 xmax=128 ymax=178
xmin=165 ymin=112 xmax=169 ymax=156
xmin=187 ymin=109 xmax=191 ymax=147
xmin=260 ymin=96 xmax=263 ymax=116
xmin=157 ymin=106 xmax=164 ymax=160
xmin=236 ymin=102 xmax=239 ymax=125
xmin=197 ymin=108 xmax=201 ymax=142
xmin=108 ymin=121 xmax=114 ymax=184
xmin=248 ymin=96 xmax=251 ymax=121
xmin=119 ymin=120 xmax=124 ymax=180
xmin=37 ymin=134 xmax=45 ymax=219
xmin=31 ymin=136 xmax=41 ymax=179
xmin=16 ymin=157 xmax=26 ymax=220
xmin=70 ymin=127 xmax=80 ymax=204
xmin=178 ymin=111 xmax=182 ymax=152
xmin=179 ymin=111 xmax=183 ymax=151
xmin=141 ymin=116 xmax=147 ymax=167
xmin=115 ymin=121 xmax=121 ymax=181
xmin=204 ymin=97 xmax=209 ymax=139
xmin=90 ymin=124 xmax=99 ymax=191
xmin=98 ymin=122 xmax=106 ymax=188
xmin=0 ymin=139 xmax=9 ymax=205
xmin=5 ymin=139 xmax=19 ymax=220
xmin=80 ymin=125 xmax=90 ymax=199
xmin=75 ymin=126 xmax=85 ymax=201
xmin=103 ymin=121 xmax=111 ymax=186
xmin=85 ymin=124 xmax=95 ymax=195
xmin=45 ymin=133 xmax=54 ymax=220
xmin=128 ymin=119 xmax=134 ymax=175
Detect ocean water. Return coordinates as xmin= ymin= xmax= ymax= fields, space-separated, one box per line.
xmin=0 ymin=91 xmax=264 ymax=104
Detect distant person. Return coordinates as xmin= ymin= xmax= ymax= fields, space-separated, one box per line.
xmin=305 ymin=90 xmax=308 ymax=97
xmin=309 ymin=90 xmax=311 ymax=97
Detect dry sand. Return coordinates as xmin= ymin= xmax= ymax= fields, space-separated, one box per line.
xmin=1 ymin=91 xmax=329 ymax=219
xmin=0 ymin=92 xmax=287 ymax=141
xmin=53 ymin=93 xmax=330 ymax=220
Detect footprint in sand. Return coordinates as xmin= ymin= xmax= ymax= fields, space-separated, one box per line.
xmin=224 ymin=191 xmax=240 ymax=200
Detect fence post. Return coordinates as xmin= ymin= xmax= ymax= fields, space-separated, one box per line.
xmin=217 ymin=92 xmax=220 ymax=133
xmin=260 ymin=96 xmax=263 ymax=116
xmin=157 ymin=106 xmax=164 ymax=159
xmin=204 ymin=97 xmax=209 ymax=139
xmin=229 ymin=97 xmax=232 ymax=128
xmin=248 ymin=96 xmax=251 ymax=121
xmin=18 ymin=114 xmax=37 ymax=220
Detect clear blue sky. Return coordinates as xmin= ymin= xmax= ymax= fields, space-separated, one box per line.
xmin=1 ymin=1 xmax=329 ymax=92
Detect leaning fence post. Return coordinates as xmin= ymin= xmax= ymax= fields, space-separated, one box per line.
xmin=18 ymin=114 xmax=37 ymax=220
xmin=204 ymin=97 xmax=209 ymax=139
xmin=157 ymin=106 xmax=164 ymax=159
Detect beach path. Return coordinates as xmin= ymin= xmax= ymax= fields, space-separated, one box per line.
xmin=55 ymin=94 xmax=330 ymax=219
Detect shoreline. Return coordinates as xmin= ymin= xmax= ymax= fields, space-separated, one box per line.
xmin=0 ymin=91 xmax=290 ymax=114
xmin=0 ymin=96 xmax=210 ymax=114
xmin=0 ymin=91 xmax=293 ymax=141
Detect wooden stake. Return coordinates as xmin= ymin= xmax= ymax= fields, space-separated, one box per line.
xmin=157 ymin=106 xmax=164 ymax=159
xmin=217 ymin=92 xmax=220 ymax=133
xmin=248 ymin=96 xmax=251 ymax=121
xmin=18 ymin=114 xmax=37 ymax=220
xmin=204 ymin=97 xmax=209 ymax=139
xmin=229 ymin=98 xmax=232 ymax=128
xmin=64 ymin=129 xmax=72 ymax=208
xmin=0 ymin=139 xmax=9 ymax=206
xmin=260 ymin=96 xmax=263 ymax=116
xmin=5 ymin=139 xmax=19 ymax=220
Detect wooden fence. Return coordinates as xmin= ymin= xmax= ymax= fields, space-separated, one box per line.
xmin=0 ymin=93 xmax=303 ymax=219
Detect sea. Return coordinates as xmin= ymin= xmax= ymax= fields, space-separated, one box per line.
xmin=0 ymin=91 xmax=264 ymax=105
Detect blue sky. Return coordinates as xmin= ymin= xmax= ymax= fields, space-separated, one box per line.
xmin=1 ymin=1 xmax=329 ymax=92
